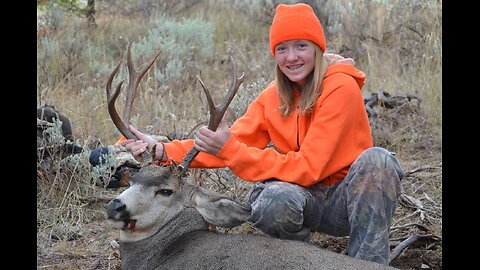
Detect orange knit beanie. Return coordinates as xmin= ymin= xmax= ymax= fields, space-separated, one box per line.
xmin=269 ymin=3 xmax=326 ymax=56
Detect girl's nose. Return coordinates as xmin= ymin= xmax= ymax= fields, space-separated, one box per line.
xmin=286 ymin=50 xmax=298 ymax=61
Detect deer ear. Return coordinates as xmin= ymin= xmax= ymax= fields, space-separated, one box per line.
xmin=193 ymin=186 xmax=251 ymax=228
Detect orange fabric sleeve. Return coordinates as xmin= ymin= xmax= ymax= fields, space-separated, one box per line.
xmin=115 ymin=136 xmax=127 ymax=145
xmin=163 ymin=139 xmax=226 ymax=167
xmin=161 ymin=85 xmax=273 ymax=167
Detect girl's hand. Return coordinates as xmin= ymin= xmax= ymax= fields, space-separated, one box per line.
xmin=120 ymin=125 xmax=158 ymax=161
xmin=194 ymin=120 xmax=231 ymax=155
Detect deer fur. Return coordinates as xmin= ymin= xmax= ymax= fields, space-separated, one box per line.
xmin=106 ymin=165 xmax=398 ymax=270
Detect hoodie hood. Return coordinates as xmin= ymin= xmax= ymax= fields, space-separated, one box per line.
xmin=324 ymin=64 xmax=366 ymax=89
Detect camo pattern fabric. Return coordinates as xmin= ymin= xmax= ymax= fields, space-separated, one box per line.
xmin=245 ymin=147 xmax=404 ymax=265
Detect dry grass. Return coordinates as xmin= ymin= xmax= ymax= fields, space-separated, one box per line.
xmin=37 ymin=0 xmax=442 ymax=269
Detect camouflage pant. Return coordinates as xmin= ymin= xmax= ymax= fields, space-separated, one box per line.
xmin=246 ymin=147 xmax=404 ymax=265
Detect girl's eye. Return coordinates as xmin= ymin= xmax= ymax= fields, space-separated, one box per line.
xmin=155 ymin=189 xmax=173 ymax=196
xmin=276 ymin=46 xmax=286 ymax=53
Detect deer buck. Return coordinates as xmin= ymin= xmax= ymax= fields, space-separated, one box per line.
xmin=104 ymin=44 xmax=398 ymax=270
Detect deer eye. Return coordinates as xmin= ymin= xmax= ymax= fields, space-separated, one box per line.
xmin=155 ymin=189 xmax=173 ymax=196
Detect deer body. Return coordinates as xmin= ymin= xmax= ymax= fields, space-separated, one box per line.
xmin=106 ymin=166 xmax=397 ymax=270
xmin=119 ymin=209 xmax=397 ymax=270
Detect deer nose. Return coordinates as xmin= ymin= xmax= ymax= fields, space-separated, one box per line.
xmin=106 ymin=198 xmax=126 ymax=218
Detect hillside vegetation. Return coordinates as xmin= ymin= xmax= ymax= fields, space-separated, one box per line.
xmin=37 ymin=1 xmax=442 ymax=269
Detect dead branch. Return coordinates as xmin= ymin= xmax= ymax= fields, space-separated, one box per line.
xmin=364 ymin=91 xmax=422 ymax=118
xmin=390 ymin=222 xmax=430 ymax=233
xmin=78 ymin=195 xmax=115 ymax=205
xmin=389 ymin=234 xmax=419 ymax=263
xmin=404 ymin=163 xmax=442 ymax=177
xmin=389 ymin=233 xmax=441 ymax=264
xmin=398 ymin=193 xmax=440 ymax=218
xmin=399 ymin=193 xmax=424 ymax=210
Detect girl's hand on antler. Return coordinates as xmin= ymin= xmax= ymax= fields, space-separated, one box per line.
xmin=194 ymin=120 xmax=231 ymax=155
xmin=120 ymin=125 xmax=158 ymax=161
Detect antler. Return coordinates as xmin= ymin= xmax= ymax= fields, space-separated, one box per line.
xmin=106 ymin=42 xmax=160 ymax=164
xmin=178 ymin=55 xmax=244 ymax=176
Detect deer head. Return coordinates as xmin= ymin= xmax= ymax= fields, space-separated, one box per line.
xmin=105 ymin=43 xmax=248 ymax=242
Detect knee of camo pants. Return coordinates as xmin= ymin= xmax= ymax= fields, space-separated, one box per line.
xmin=359 ymin=147 xmax=404 ymax=180
xmin=354 ymin=147 xmax=404 ymax=210
xmin=246 ymin=181 xmax=312 ymax=241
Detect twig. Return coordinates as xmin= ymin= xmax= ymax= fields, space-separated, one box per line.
xmin=389 ymin=234 xmax=420 ymax=263
xmin=392 ymin=209 xmax=422 ymax=225
xmin=404 ymin=164 xmax=442 ymax=177
xmin=78 ymin=195 xmax=115 ymax=204
xmin=399 ymin=195 xmax=440 ymax=218
xmin=389 ymin=233 xmax=442 ymax=264
xmin=390 ymin=222 xmax=430 ymax=233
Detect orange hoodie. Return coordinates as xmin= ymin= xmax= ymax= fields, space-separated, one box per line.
xmin=154 ymin=64 xmax=372 ymax=187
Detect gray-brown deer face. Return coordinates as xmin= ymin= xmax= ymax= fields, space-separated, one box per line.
xmin=105 ymin=44 xmax=248 ymax=242
xmin=106 ymin=165 xmax=251 ymax=242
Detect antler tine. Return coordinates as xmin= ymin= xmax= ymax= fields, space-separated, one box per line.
xmin=215 ymin=54 xmax=245 ymax=130
xmin=106 ymin=60 xmax=137 ymax=140
xmin=178 ymin=55 xmax=244 ymax=175
xmin=123 ymin=42 xmax=161 ymax=126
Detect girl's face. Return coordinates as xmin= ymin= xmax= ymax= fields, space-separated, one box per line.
xmin=274 ymin=39 xmax=316 ymax=88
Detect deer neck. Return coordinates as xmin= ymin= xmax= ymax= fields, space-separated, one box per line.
xmin=119 ymin=207 xmax=208 ymax=269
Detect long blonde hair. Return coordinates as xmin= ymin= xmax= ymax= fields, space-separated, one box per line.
xmin=275 ymin=45 xmax=328 ymax=117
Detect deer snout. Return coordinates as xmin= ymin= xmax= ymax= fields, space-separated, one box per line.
xmin=106 ymin=198 xmax=127 ymax=219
